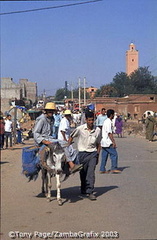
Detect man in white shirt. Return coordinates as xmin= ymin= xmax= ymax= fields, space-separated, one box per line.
xmin=4 ymin=114 xmax=13 ymax=148
xmin=100 ymin=109 xmax=121 ymax=174
xmin=69 ymin=111 xmax=101 ymax=200
xmin=58 ymin=109 xmax=82 ymax=173
xmin=58 ymin=110 xmax=71 ymax=142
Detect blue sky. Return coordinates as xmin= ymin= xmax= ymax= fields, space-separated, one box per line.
xmin=1 ymin=0 xmax=157 ymax=96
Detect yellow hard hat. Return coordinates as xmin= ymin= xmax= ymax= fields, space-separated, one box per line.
xmin=44 ymin=102 xmax=56 ymax=110
xmin=64 ymin=109 xmax=72 ymax=115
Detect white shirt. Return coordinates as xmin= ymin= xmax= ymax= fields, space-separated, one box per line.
xmin=70 ymin=123 xmax=101 ymax=152
xmin=101 ymin=118 xmax=113 ymax=147
xmin=4 ymin=119 xmax=12 ymax=132
xmin=58 ymin=117 xmax=71 ymax=141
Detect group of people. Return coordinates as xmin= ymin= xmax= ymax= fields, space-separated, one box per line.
xmin=33 ymin=103 xmax=122 ymax=201
xmin=0 ymin=114 xmax=24 ymax=150
xmin=96 ymin=108 xmax=123 ymax=138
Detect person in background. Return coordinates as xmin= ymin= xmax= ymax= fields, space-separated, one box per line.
xmin=80 ymin=108 xmax=86 ymax=125
xmin=58 ymin=109 xmax=82 ymax=173
xmin=112 ymin=112 xmax=117 ymax=133
xmin=145 ymin=112 xmax=156 ymax=142
xmin=115 ymin=115 xmax=123 ymax=138
xmin=4 ymin=114 xmax=13 ymax=149
xmin=69 ymin=110 xmax=102 ymax=201
xmin=53 ymin=110 xmax=62 ymax=139
xmin=0 ymin=116 xmax=5 ymax=150
xmin=100 ymin=109 xmax=121 ymax=174
xmin=96 ymin=108 xmax=107 ymax=130
xmin=16 ymin=120 xmax=24 ymax=144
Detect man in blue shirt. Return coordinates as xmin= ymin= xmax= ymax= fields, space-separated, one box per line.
xmin=53 ymin=110 xmax=62 ymax=139
xmin=96 ymin=108 xmax=107 ymax=130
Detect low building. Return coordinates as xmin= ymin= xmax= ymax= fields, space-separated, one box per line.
xmin=93 ymin=94 xmax=157 ymax=119
xmin=1 ymin=77 xmax=37 ymax=114
xmin=66 ymin=94 xmax=157 ymax=119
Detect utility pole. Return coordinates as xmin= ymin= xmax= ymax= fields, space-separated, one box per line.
xmin=71 ymin=82 xmax=74 ymax=111
xmin=43 ymin=89 xmax=46 ymax=102
xmin=84 ymin=77 xmax=86 ymax=106
xmin=65 ymin=81 xmax=68 ymax=98
xmin=78 ymin=78 xmax=81 ymax=110
xmin=71 ymin=82 xmax=74 ymax=101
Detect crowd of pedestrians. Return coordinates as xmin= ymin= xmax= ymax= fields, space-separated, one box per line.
xmin=1 ymin=103 xmax=156 ymax=201
xmin=32 ymin=104 xmax=125 ymax=200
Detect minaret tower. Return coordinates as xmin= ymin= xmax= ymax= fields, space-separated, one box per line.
xmin=126 ymin=43 xmax=139 ymax=75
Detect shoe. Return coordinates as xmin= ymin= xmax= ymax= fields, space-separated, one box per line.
xmin=88 ymin=193 xmax=97 ymax=201
xmin=110 ymin=169 xmax=121 ymax=173
xmin=99 ymin=170 xmax=110 ymax=174
xmin=70 ymin=164 xmax=83 ymax=174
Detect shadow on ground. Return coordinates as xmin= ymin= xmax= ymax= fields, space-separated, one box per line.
xmin=118 ymin=166 xmax=130 ymax=172
xmin=0 ymin=161 xmax=9 ymax=165
xmin=35 ymin=185 xmax=118 ymax=205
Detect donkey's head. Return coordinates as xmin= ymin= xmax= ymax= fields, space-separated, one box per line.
xmin=47 ymin=142 xmax=66 ymax=174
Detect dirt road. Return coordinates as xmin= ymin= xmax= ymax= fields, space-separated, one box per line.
xmin=1 ymin=135 xmax=157 ymax=240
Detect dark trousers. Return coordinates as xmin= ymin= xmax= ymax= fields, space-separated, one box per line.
xmin=5 ymin=132 xmax=12 ymax=148
xmin=78 ymin=151 xmax=97 ymax=194
xmin=0 ymin=134 xmax=4 ymax=148
xmin=17 ymin=130 xmax=22 ymax=143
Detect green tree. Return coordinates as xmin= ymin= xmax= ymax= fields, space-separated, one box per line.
xmin=95 ymin=84 xmax=117 ymax=97
xmin=112 ymin=72 xmax=131 ymax=97
xmin=55 ymin=88 xmax=71 ymax=101
xmin=129 ymin=66 xmax=157 ymax=94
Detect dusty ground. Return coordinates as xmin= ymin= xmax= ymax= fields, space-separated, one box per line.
xmin=1 ymin=133 xmax=157 ymax=240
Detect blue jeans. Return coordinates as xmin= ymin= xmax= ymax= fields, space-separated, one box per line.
xmin=100 ymin=146 xmax=118 ymax=171
xmin=52 ymin=126 xmax=59 ymax=139
xmin=17 ymin=130 xmax=22 ymax=143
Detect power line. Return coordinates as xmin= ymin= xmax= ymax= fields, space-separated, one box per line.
xmin=0 ymin=0 xmax=102 ymax=16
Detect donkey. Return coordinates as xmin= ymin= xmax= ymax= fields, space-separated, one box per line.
xmin=40 ymin=142 xmax=67 ymax=206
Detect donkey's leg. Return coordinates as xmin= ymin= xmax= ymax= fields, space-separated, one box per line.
xmin=56 ymin=174 xmax=62 ymax=206
xmin=45 ymin=174 xmax=48 ymax=194
xmin=47 ymin=173 xmax=52 ymax=202
xmin=41 ymin=168 xmax=46 ymax=194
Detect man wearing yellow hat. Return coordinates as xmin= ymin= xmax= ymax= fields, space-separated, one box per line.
xmin=33 ymin=103 xmax=82 ymax=173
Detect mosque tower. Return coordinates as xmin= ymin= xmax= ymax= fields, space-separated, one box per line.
xmin=126 ymin=43 xmax=139 ymax=75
